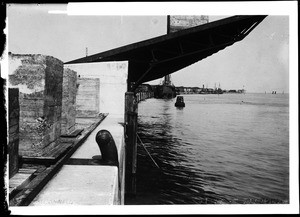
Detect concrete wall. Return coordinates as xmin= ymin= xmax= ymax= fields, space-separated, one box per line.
xmin=8 ymin=88 xmax=19 ymax=178
xmin=61 ymin=68 xmax=77 ymax=135
xmin=76 ymin=77 xmax=100 ymax=117
xmin=169 ymin=15 xmax=209 ymax=33
xmin=64 ymin=61 xmax=128 ymax=116
xmin=8 ymin=53 xmax=63 ymax=157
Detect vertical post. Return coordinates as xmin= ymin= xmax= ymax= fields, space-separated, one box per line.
xmin=125 ymin=92 xmax=138 ymax=199
xmin=167 ymin=15 xmax=170 ymax=34
xmin=8 ymin=88 xmax=20 ymax=178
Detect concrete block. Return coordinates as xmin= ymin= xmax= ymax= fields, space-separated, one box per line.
xmin=61 ymin=67 xmax=77 ymax=135
xmin=75 ymin=77 xmax=100 ymax=117
xmin=65 ymin=61 xmax=128 ymax=116
xmin=8 ymin=53 xmax=64 ymax=157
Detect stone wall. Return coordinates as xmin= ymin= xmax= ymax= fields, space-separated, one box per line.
xmin=8 ymin=88 xmax=19 ymax=178
xmin=61 ymin=68 xmax=77 ymax=134
xmin=76 ymin=77 xmax=100 ymax=117
xmin=8 ymin=53 xmax=63 ymax=157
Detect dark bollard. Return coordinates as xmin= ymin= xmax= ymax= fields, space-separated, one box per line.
xmin=95 ymin=130 xmax=119 ymax=166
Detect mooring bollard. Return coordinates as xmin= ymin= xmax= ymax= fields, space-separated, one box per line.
xmin=95 ymin=130 xmax=119 ymax=166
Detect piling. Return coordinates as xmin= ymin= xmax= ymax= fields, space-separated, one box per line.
xmin=124 ymin=92 xmax=138 ymax=198
xmin=8 ymin=88 xmax=20 ymax=178
xmin=124 ymin=90 xmax=153 ymax=199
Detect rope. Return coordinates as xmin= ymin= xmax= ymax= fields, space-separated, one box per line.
xmin=136 ymin=133 xmax=160 ymax=169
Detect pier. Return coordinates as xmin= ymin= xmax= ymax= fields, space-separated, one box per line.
xmin=135 ymin=91 xmax=154 ymax=103
xmin=6 ymin=15 xmax=267 ymax=208
xmin=29 ymin=113 xmax=125 ymax=205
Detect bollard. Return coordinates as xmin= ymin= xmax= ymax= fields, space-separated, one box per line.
xmin=95 ymin=130 xmax=119 ymax=166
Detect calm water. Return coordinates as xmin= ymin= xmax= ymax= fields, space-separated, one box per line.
xmin=127 ymin=93 xmax=289 ymax=204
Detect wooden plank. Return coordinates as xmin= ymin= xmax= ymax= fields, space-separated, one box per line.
xmin=61 ymin=128 xmax=84 ymax=138
xmin=9 ymin=169 xmax=37 ymax=196
xmin=66 ymin=158 xmax=118 ymax=166
xmin=125 ymin=92 xmax=137 ymax=197
xmin=9 ymin=113 xmax=109 ymax=206
xmin=21 ymin=142 xmax=73 ymax=165
xmin=18 ymin=168 xmax=37 ymax=174
xmin=43 ymin=143 xmax=71 ymax=157
xmin=9 ymin=166 xmax=54 ymax=206
xmin=20 ymin=164 xmax=46 ymax=171
xmin=50 ymin=143 xmax=72 ymax=159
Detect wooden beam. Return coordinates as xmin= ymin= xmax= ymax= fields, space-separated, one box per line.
xmin=125 ymin=92 xmax=138 ymax=198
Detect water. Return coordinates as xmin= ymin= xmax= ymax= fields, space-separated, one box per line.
xmin=126 ymin=93 xmax=289 ymax=204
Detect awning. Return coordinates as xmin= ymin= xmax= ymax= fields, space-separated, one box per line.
xmin=65 ymin=15 xmax=267 ymax=90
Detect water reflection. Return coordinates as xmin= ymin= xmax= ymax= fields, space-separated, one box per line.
xmin=127 ymin=94 xmax=289 ymax=205
xmin=132 ymin=99 xmax=223 ymax=204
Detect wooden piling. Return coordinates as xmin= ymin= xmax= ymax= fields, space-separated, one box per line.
xmin=124 ymin=92 xmax=138 ymax=198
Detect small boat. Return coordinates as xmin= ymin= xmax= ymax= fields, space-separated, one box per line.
xmin=175 ymin=96 xmax=185 ymax=107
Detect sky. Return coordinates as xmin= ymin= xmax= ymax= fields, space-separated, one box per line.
xmin=5 ymin=3 xmax=294 ymax=93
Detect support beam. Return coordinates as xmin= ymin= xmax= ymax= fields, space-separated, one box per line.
xmin=150 ymin=39 xmax=235 ymax=67
xmin=130 ymin=66 xmax=153 ymax=92
xmin=152 ymin=48 xmax=180 ymax=56
xmin=180 ymin=38 xmax=210 ymax=49
xmin=65 ymin=16 xmax=267 ymax=85
xmin=240 ymin=21 xmax=263 ymax=39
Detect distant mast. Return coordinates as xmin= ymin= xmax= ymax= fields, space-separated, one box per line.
xmin=164 ymin=74 xmax=171 ymax=85
xmin=165 ymin=15 xmax=171 ymax=86
xmin=165 ymin=15 xmax=209 ymax=85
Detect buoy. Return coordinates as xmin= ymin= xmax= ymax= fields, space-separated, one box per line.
xmin=175 ymin=96 xmax=185 ymax=107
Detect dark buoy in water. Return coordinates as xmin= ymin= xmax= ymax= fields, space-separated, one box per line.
xmin=175 ymin=96 xmax=185 ymax=107
xmin=95 ymin=129 xmax=119 ymax=166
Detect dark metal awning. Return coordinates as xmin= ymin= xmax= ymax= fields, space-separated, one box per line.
xmin=65 ymin=15 xmax=267 ymax=90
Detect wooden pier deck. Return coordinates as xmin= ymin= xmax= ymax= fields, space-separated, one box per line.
xmin=9 ymin=113 xmax=108 ymax=206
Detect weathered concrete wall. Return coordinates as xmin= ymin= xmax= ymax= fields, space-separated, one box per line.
xmin=169 ymin=15 xmax=209 ymax=33
xmin=65 ymin=61 xmax=128 ymax=116
xmin=61 ymin=68 xmax=77 ymax=135
xmin=76 ymin=77 xmax=100 ymax=117
xmin=8 ymin=53 xmax=63 ymax=157
xmin=8 ymin=88 xmax=19 ymax=178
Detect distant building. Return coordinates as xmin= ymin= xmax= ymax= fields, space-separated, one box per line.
xmin=136 ymin=84 xmax=153 ymax=93
xmin=191 ymin=87 xmax=201 ymax=94
xmin=177 ymin=86 xmax=185 ymax=94
xmin=207 ymin=88 xmax=214 ymax=94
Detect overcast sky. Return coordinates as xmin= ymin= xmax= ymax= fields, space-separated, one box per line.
xmin=7 ymin=3 xmax=291 ymax=93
